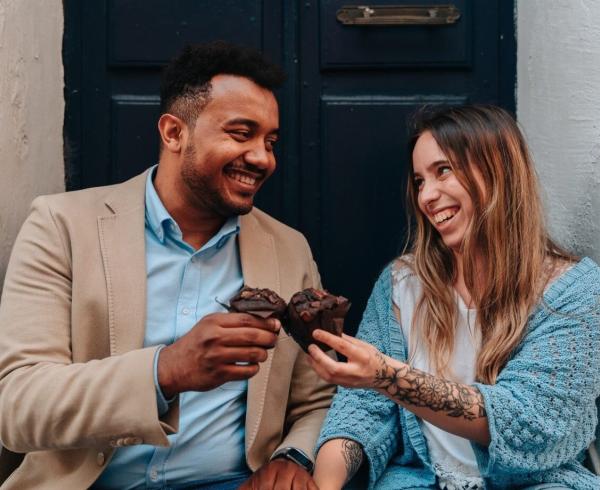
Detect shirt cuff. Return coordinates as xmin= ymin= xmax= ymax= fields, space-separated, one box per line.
xmin=153 ymin=345 xmax=176 ymax=416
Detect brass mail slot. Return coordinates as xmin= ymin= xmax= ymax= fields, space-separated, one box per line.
xmin=336 ymin=4 xmax=461 ymax=25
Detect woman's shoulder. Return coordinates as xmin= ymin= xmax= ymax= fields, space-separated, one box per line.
xmin=534 ymin=257 xmax=600 ymax=328
xmin=390 ymin=255 xmax=417 ymax=282
xmin=543 ymin=257 xmax=600 ymax=302
xmin=389 ymin=255 xmax=422 ymax=301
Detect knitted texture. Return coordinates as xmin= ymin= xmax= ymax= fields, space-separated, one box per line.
xmin=316 ymin=258 xmax=600 ymax=490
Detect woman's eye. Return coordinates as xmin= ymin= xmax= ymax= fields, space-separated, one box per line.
xmin=439 ymin=165 xmax=452 ymax=176
xmin=414 ymin=178 xmax=424 ymax=189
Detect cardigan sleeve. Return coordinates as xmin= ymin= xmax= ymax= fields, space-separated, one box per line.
xmin=316 ymin=266 xmax=401 ymax=486
xmin=472 ymin=262 xmax=600 ymax=477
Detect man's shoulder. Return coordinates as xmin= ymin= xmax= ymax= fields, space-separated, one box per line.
xmin=32 ymin=171 xmax=148 ymax=216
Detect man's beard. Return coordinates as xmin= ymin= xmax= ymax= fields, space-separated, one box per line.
xmin=180 ymin=143 xmax=254 ymax=218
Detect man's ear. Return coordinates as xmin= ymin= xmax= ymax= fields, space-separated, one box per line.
xmin=158 ymin=113 xmax=187 ymax=153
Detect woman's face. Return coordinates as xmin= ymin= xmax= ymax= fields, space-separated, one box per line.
xmin=412 ymin=131 xmax=480 ymax=253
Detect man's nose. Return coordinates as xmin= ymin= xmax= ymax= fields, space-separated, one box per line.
xmin=244 ymin=142 xmax=272 ymax=169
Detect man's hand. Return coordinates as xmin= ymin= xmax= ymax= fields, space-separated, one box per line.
xmin=157 ymin=313 xmax=280 ymax=397
xmin=239 ymin=459 xmax=318 ymax=490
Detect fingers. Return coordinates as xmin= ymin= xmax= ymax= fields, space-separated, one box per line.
xmin=218 ymin=313 xmax=281 ymax=333
xmin=306 ymin=346 xmax=344 ymax=385
xmin=341 ymin=333 xmax=367 ymax=346
xmin=311 ymin=330 xmax=357 ymax=358
xmin=219 ymin=346 xmax=270 ymax=364
xmin=219 ymin=327 xmax=279 ymax=348
xmin=220 ymin=363 xmax=261 ymax=382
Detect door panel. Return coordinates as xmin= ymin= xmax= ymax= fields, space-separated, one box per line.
xmin=110 ymin=96 xmax=160 ymax=183
xmin=320 ymin=0 xmax=471 ymax=68
xmin=107 ymin=0 xmax=263 ymax=65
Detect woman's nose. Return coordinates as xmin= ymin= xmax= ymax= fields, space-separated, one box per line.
xmin=420 ymin=179 xmax=441 ymax=205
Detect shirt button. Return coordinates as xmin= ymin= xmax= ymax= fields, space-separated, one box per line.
xmin=96 ymin=452 xmax=105 ymax=466
xmin=182 ymin=308 xmax=190 ymax=315
xmin=150 ymin=467 xmax=159 ymax=481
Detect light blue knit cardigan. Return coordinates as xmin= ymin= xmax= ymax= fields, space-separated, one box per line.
xmin=317 ymin=258 xmax=600 ymax=489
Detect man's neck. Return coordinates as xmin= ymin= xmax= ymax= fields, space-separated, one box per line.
xmin=153 ymin=165 xmax=227 ymax=251
xmin=171 ymin=209 xmax=226 ymax=251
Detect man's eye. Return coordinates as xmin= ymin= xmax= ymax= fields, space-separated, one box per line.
xmin=265 ymin=138 xmax=278 ymax=151
xmin=230 ymin=131 xmax=250 ymax=140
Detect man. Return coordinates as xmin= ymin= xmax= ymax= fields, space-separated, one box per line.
xmin=0 ymin=42 xmax=333 ymax=489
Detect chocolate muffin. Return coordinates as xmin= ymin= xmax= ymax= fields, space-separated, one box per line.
xmin=227 ymin=286 xmax=287 ymax=320
xmin=285 ymin=288 xmax=351 ymax=352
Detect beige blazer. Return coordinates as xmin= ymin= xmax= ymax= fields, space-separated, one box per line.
xmin=0 ymin=171 xmax=334 ymax=489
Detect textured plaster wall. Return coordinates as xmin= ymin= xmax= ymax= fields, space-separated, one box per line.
xmin=0 ymin=0 xmax=64 ymax=285
xmin=517 ymin=0 xmax=600 ymax=261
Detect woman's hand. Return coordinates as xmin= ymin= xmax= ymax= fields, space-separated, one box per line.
xmin=307 ymin=329 xmax=491 ymax=445
xmin=307 ymin=330 xmax=389 ymax=390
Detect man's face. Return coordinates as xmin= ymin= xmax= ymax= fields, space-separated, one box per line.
xmin=180 ymin=74 xmax=279 ymax=218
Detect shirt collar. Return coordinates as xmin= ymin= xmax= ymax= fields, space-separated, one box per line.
xmin=145 ymin=165 xmax=240 ymax=249
xmin=145 ymin=166 xmax=172 ymax=244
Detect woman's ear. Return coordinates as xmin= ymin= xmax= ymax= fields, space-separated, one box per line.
xmin=158 ymin=113 xmax=187 ymax=153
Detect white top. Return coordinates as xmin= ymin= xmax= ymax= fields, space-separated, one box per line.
xmin=391 ymin=266 xmax=485 ymax=490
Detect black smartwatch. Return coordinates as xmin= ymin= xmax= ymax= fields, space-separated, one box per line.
xmin=272 ymin=447 xmax=314 ymax=474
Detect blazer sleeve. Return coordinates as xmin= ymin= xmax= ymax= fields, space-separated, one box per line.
xmin=472 ymin=264 xmax=600 ymax=477
xmin=316 ymin=267 xmax=400 ymax=485
xmin=0 ymin=197 xmax=177 ymax=453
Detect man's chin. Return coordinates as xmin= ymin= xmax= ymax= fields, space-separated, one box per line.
xmin=219 ymin=199 xmax=254 ymax=217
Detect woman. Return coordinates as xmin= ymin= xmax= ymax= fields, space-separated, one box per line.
xmin=308 ymin=105 xmax=600 ymax=490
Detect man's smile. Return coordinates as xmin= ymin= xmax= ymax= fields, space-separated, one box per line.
xmin=223 ymin=162 xmax=265 ymax=191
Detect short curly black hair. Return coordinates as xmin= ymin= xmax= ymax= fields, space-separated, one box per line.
xmin=160 ymin=41 xmax=286 ymax=125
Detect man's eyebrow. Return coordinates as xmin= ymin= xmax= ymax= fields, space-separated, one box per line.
xmin=224 ymin=118 xmax=258 ymax=128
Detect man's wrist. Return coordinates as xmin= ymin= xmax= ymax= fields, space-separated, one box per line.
xmin=157 ymin=344 xmax=178 ymax=399
xmin=271 ymin=447 xmax=314 ymax=474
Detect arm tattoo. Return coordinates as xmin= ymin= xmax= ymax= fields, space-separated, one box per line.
xmin=341 ymin=439 xmax=363 ymax=483
xmin=373 ymin=352 xmax=487 ymax=420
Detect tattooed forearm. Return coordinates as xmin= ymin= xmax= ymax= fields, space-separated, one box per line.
xmin=341 ymin=439 xmax=363 ymax=483
xmin=373 ymin=352 xmax=487 ymax=420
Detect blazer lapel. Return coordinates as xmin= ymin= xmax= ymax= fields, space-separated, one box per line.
xmin=239 ymin=212 xmax=280 ymax=452
xmin=98 ymin=172 xmax=148 ymax=355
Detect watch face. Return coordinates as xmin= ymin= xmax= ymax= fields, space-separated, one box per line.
xmin=278 ymin=448 xmax=314 ymax=472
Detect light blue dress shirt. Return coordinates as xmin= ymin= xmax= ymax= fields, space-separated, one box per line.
xmin=94 ymin=168 xmax=249 ymax=489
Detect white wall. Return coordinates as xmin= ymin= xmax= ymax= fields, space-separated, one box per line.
xmin=517 ymin=0 xmax=600 ymax=261
xmin=0 ymin=0 xmax=64 ymax=285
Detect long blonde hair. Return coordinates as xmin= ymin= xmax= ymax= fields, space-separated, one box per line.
xmin=404 ymin=105 xmax=574 ymax=384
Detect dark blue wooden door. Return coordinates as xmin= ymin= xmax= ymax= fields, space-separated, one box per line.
xmin=64 ymin=0 xmax=515 ymax=332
